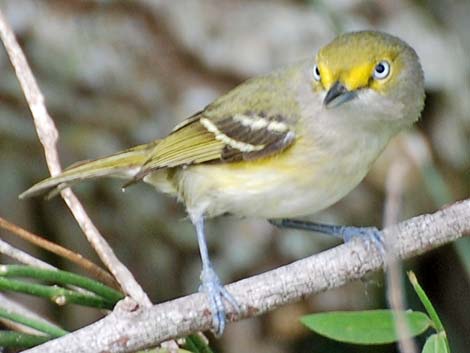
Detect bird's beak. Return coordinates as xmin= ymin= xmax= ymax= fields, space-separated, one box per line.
xmin=323 ymin=81 xmax=357 ymax=109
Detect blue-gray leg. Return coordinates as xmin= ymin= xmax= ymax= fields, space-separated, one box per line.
xmin=194 ymin=217 xmax=239 ymax=336
xmin=269 ymin=219 xmax=384 ymax=253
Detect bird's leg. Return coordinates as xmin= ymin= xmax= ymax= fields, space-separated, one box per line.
xmin=193 ymin=216 xmax=239 ymax=336
xmin=269 ymin=219 xmax=384 ymax=253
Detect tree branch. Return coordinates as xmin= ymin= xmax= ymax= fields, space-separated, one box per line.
xmin=22 ymin=199 xmax=470 ymax=353
xmin=0 ymin=5 xmax=150 ymax=307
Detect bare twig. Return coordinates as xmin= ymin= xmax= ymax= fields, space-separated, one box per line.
xmin=383 ymin=158 xmax=417 ymax=353
xmin=21 ymin=199 xmax=470 ymax=353
xmin=0 ymin=7 xmax=150 ymax=307
xmin=0 ymin=216 xmax=119 ymax=290
xmin=0 ymin=239 xmax=55 ymax=270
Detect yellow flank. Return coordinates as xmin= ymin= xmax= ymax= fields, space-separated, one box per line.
xmin=216 ymin=142 xmax=299 ymax=174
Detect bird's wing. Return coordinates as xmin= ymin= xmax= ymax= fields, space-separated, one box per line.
xmin=131 ymin=74 xmax=300 ymax=181
xmin=132 ymin=110 xmax=296 ymax=181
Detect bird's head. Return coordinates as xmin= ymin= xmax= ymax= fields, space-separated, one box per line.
xmin=312 ymin=31 xmax=425 ymax=126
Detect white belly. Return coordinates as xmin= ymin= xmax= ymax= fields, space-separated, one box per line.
xmin=210 ymin=170 xmax=364 ymax=218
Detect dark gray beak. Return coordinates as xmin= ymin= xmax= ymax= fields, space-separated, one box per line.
xmin=323 ymin=81 xmax=357 ymax=108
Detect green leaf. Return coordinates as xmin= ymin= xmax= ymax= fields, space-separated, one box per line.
xmin=408 ymin=272 xmax=451 ymax=352
xmin=300 ymin=310 xmax=431 ymax=345
xmin=422 ymin=333 xmax=449 ymax=353
xmin=407 ymin=272 xmax=445 ymax=333
xmin=0 ymin=307 xmax=68 ymax=337
xmin=0 ymin=331 xmax=51 ymax=348
xmin=0 ymin=277 xmax=115 ymax=309
xmin=0 ymin=265 xmax=124 ymax=303
xmin=183 ymin=334 xmax=214 ymax=353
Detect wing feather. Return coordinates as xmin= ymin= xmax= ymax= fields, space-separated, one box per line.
xmin=131 ymin=112 xmax=295 ymax=182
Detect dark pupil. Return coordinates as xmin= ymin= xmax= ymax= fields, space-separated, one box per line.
xmin=375 ymin=63 xmax=385 ymax=73
xmin=315 ymin=66 xmax=320 ymax=76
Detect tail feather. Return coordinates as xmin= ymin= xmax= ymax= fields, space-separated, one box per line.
xmin=19 ymin=141 xmax=159 ymax=199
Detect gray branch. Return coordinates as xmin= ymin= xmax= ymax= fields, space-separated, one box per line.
xmin=0 ymin=6 xmax=151 ymax=308
xmin=23 ymin=199 xmax=470 ymax=353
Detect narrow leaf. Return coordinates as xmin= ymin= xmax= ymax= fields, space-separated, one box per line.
xmin=407 ymin=271 xmax=445 ymax=332
xmin=0 ymin=307 xmax=68 ymax=337
xmin=422 ymin=333 xmax=449 ymax=353
xmin=0 ymin=331 xmax=51 ymax=348
xmin=183 ymin=334 xmax=214 ymax=353
xmin=300 ymin=310 xmax=431 ymax=345
xmin=0 ymin=265 xmax=124 ymax=303
xmin=0 ymin=277 xmax=114 ymax=309
xmin=408 ymin=272 xmax=451 ymax=352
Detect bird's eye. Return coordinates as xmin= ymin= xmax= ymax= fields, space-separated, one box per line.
xmin=313 ymin=64 xmax=321 ymax=81
xmin=373 ymin=61 xmax=390 ymax=80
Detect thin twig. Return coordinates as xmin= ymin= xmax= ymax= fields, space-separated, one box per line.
xmin=21 ymin=199 xmax=470 ymax=353
xmin=383 ymin=158 xmax=417 ymax=353
xmin=0 ymin=239 xmax=55 ymax=270
xmin=0 ymin=216 xmax=119 ymax=290
xmin=0 ymin=6 xmax=151 ymax=307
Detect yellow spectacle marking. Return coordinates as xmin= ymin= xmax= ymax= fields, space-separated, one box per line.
xmin=341 ymin=63 xmax=374 ymax=91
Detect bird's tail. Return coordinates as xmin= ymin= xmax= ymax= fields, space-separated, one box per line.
xmin=19 ymin=141 xmax=159 ymax=199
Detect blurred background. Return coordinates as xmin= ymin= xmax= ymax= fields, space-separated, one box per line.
xmin=0 ymin=0 xmax=469 ymax=352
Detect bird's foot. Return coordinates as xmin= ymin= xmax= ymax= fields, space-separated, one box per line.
xmin=339 ymin=226 xmax=385 ymax=254
xmin=199 ymin=265 xmax=240 ymax=336
xmin=269 ymin=219 xmax=384 ymax=254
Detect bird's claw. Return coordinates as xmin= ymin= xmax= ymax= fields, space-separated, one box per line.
xmin=341 ymin=226 xmax=385 ymax=254
xmin=199 ymin=266 xmax=240 ymax=336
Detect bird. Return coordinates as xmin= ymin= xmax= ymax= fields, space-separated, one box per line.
xmin=20 ymin=30 xmax=425 ymax=336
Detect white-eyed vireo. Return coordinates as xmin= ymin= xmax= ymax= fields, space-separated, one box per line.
xmin=20 ymin=31 xmax=425 ymax=335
